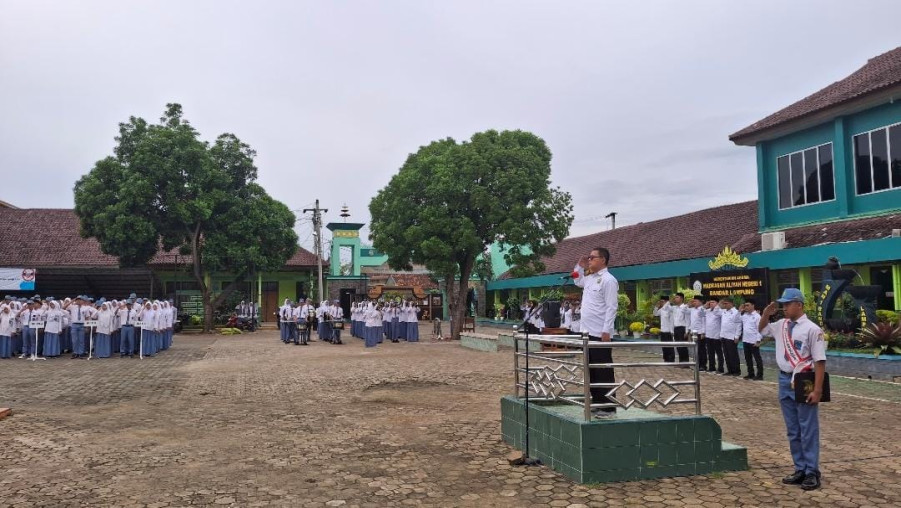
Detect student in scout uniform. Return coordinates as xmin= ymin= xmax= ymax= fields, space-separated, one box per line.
xmin=759 ymin=288 xmax=827 ymax=491
xmin=689 ymin=296 xmax=707 ymax=371
xmin=718 ymin=297 xmax=742 ymax=376
xmin=703 ymin=298 xmax=724 ymax=374
xmin=740 ymin=301 xmax=764 ymax=380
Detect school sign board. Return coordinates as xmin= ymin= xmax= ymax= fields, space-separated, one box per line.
xmin=0 ymin=268 xmax=36 ymax=290
xmin=689 ymin=268 xmax=770 ymax=307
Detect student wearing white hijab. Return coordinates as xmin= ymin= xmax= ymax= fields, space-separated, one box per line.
xmin=95 ymin=302 xmax=115 ymax=358
xmin=0 ymin=303 xmax=14 ymax=358
xmin=43 ymin=301 xmax=65 ymax=357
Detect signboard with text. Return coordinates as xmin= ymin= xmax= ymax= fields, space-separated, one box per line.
xmin=0 ymin=267 xmax=36 ymax=290
xmin=689 ymin=268 xmax=770 ymax=306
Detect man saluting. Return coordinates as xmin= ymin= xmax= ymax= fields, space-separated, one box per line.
xmin=758 ymin=288 xmax=826 ymax=491
xmin=574 ymin=247 xmax=619 ymax=418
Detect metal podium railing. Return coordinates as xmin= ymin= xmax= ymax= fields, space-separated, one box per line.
xmin=513 ymin=334 xmax=701 ymax=421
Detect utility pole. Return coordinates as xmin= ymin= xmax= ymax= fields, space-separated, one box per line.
xmin=304 ymin=199 xmax=328 ymax=303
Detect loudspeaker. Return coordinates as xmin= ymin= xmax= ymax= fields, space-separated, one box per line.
xmin=541 ymin=301 xmax=561 ymax=328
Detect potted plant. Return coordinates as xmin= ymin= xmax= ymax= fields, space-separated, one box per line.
xmin=649 ymin=327 xmax=661 ymax=339
xmin=629 ymin=321 xmax=645 ymax=338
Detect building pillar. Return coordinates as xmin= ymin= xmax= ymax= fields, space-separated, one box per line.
xmin=893 ymin=264 xmax=901 ymax=312
xmin=799 ymin=267 xmax=812 ymax=296
xmin=833 ymin=117 xmax=851 ymax=218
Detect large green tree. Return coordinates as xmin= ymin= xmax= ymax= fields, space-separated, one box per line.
xmin=369 ymin=129 xmax=573 ymax=340
xmin=74 ymin=104 xmax=298 ymax=332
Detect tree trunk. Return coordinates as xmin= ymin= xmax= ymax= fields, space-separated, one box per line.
xmin=449 ymin=259 xmax=474 ymax=341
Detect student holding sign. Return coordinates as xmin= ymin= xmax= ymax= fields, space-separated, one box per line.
xmin=759 ymin=288 xmax=827 ymax=491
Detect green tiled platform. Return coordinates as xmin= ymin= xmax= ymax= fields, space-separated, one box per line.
xmin=501 ymin=396 xmax=747 ymax=483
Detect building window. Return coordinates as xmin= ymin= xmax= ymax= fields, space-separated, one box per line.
xmin=648 ymin=278 xmax=674 ymax=295
xmin=853 ymin=123 xmax=901 ymax=195
xmin=775 ymin=269 xmax=800 ymax=296
xmin=777 ymin=143 xmax=835 ymax=209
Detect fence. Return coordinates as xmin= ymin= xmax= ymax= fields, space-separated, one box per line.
xmin=513 ymin=334 xmax=701 ymax=421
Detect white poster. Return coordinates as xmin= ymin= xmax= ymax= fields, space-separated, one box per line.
xmin=0 ymin=268 xmax=36 ymax=290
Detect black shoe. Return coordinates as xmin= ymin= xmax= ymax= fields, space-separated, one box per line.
xmin=800 ymin=472 xmax=821 ymax=490
xmin=71 ymin=353 xmax=79 ymax=359
xmin=782 ymin=470 xmax=805 ymax=485
xmin=699 ymin=367 xmax=708 ymax=372
xmin=743 ymin=375 xmax=753 ymax=380
xmin=754 ymin=375 xmax=764 ymax=380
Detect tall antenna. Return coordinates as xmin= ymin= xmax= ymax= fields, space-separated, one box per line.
xmin=605 ymin=212 xmax=618 ymax=230
xmin=340 ymin=204 xmax=350 ymax=222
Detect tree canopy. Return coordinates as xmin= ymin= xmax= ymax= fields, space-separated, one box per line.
xmin=369 ymin=129 xmax=573 ymax=339
xmin=74 ymin=104 xmax=298 ymax=331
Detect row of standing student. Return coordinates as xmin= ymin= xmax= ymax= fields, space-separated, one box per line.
xmin=0 ymin=295 xmax=176 ymax=359
xmin=277 ymin=299 xmax=345 ymax=345
xmin=656 ymin=293 xmax=765 ymax=379
xmin=350 ymin=301 xmax=421 ymax=348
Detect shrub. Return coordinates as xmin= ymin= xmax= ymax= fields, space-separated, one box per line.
xmin=649 ymin=327 xmax=661 ymax=335
xmin=875 ymin=309 xmax=900 ymax=325
xmin=857 ymin=322 xmax=901 ymax=357
xmin=825 ymin=332 xmax=865 ymax=350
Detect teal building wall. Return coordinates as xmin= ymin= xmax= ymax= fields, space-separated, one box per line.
xmin=759 ymin=101 xmax=901 ymax=230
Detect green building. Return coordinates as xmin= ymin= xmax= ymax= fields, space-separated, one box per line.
xmin=488 ymin=46 xmax=901 ymax=317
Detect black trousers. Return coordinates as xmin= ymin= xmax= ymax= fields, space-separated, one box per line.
xmin=743 ymin=342 xmax=764 ymax=377
xmin=695 ymin=334 xmax=708 ymax=370
xmin=673 ymin=326 xmax=690 ymax=363
xmin=707 ymin=338 xmax=724 ymax=372
xmin=723 ymin=339 xmax=741 ymax=374
xmin=588 ymin=335 xmax=616 ymax=413
xmin=660 ymin=331 xmax=675 ymax=362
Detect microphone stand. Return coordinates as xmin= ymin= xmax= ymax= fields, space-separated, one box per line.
xmin=517 ymin=302 xmax=543 ymax=466
xmin=515 ymin=275 xmax=573 ymax=466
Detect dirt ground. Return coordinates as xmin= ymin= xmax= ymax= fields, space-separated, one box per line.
xmin=2 ymin=326 xmax=900 ymax=507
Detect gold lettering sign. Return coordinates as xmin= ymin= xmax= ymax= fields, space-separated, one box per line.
xmin=334 ymin=230 xmax=359 ymax=238
xmin=708 ymin=246 xmax=749 ymax=270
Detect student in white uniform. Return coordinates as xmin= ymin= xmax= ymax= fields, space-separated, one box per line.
xmin=703 ymin=298 xmax=724 ymax=374
xmin=689 ymin=296 xmax=707 ymax=370
xmin=740 ymin=301 xmax=764 ymax=380
xmin=654 ymin=296 xmax=676 ymax=362
xmin=759 ymin=288 xmax=827 ymax=491
xmin=718 ymin=297 xmax=742 ymax=376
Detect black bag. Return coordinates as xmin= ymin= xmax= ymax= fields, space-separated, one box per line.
xmin=793 ymin=371 xmax=831 ymax=403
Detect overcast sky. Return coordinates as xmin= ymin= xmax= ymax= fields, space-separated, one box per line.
xmin=2 ymin=1 xmax=900 ymax=252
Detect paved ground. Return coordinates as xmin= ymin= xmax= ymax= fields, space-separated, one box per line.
xmin=2 ymin=326 xmax=901 ymax=507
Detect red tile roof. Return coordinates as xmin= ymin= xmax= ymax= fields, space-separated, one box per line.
xmin=501 ymin=203 xmax=901 ymax=279
xmin=0 ymin=208 xmax=317 ymax=268
xmin=731 ymin=213 xmax=901 ymax=254
xmin=730 ymin=46 xmax=901 ymax=142
xmin=499 ymin=201 xmax=760 ymax=278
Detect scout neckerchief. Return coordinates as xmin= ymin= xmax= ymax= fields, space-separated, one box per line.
xmin=782 ymin=318 xmax=812 ymax=386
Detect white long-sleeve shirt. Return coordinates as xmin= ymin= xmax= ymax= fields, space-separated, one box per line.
xmin=703 ymin=306 xmax=722 ymax=339
xmin=740 ymin=311 xmax=762 ymax=344
xmin=719 ymin=307 xmax=741 ymax=340
xmin=573 ymin=265 xmax=618 ymax=337
xmin=654 ymin=302 xmax=675 ymax=333
xmin=689 ymin=306 xmax=706 ymax=334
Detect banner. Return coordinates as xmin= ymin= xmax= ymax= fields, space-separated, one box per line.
xmin=0 ymin=268 xmax=36 ymax=290
xmin=689 ymin=268 xmax=769 ymax=306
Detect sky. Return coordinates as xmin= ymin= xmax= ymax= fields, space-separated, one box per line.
xmin=2 ymin=1 xmax=900 ymax=252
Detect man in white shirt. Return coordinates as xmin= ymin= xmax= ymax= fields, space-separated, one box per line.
xmin=574 ymin=247 xmax=619 ymax=417
xmin=718 ymin=297 xmax=742 ymax=376
xmin=689 ymin=296 xmax=708 ymax=371
xmin=759 ymin=288 xmax=827 ymax=491
xmin=653 ymin=296 xmax=676 ymax=362
xmin=671 ymin=292 xmax=691 ymax=364
xmin=740 ymin=301 xmax=764 ymax=380
xmin=703 ymin=299 xmax=724 ymax=374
